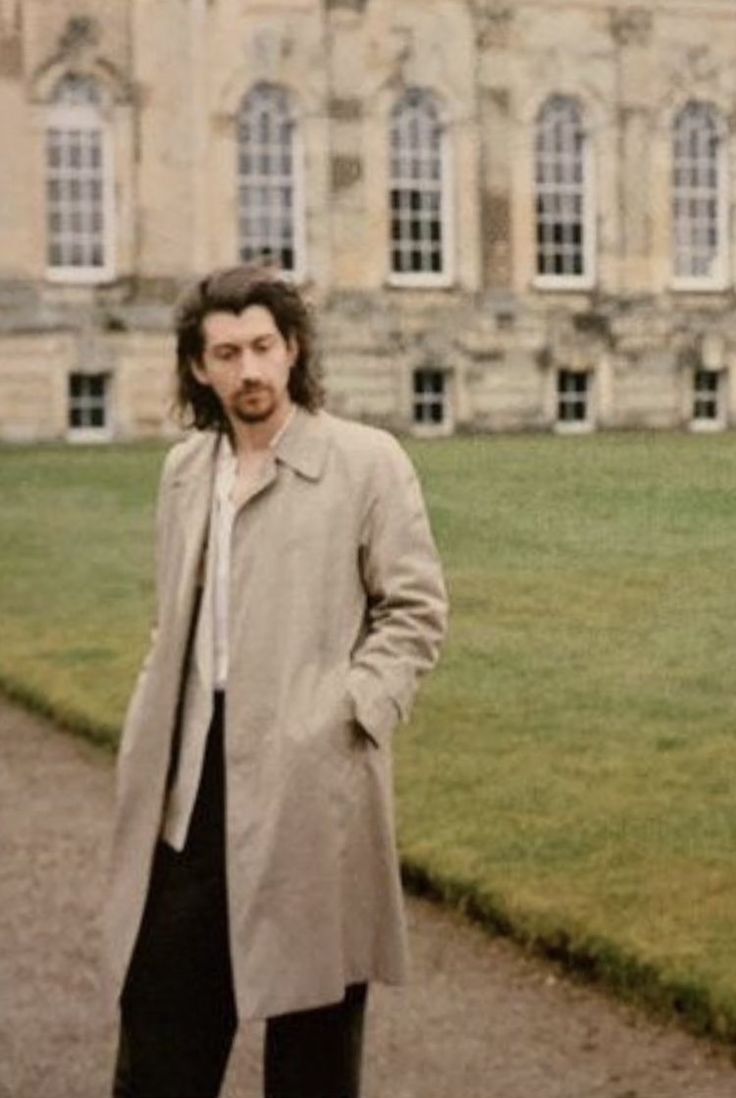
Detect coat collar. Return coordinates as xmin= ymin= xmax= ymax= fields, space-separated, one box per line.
xmin=272 ymin=406 xmax=330 ymax=481
xmin=168 ymin=430 xmax=219 ymax=491
xmin=169 ymin=405 xmax=329 ymax=491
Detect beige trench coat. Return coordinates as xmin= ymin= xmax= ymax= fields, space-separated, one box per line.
xmin=104 ymin=408 xmax=448 ymax=1021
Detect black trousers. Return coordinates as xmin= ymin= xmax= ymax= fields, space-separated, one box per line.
xmin=113 ymin=694 xmax=368 ymax=1098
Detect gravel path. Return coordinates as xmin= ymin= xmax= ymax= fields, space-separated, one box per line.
xmin=1 ymin=696 xmax=735 ymax=1098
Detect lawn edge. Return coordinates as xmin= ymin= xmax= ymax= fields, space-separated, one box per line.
xmin=3 ymin=677 xmax=734 ymax=1050
xmin=400 ymin=857 xmax=736 ymax=1049
xmin=0 ymin=673 xmax=118 ymax=753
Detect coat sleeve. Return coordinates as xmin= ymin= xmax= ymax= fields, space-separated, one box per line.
xmin=346 ymin=434 xmax=448 ymax=748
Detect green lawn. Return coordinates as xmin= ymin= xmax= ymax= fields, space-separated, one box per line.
xmin=2 ymin=432 xmax=736 ymax=1037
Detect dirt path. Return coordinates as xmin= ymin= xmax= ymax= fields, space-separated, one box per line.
xmin=1 ymin=696 xmax=735 ymax=1098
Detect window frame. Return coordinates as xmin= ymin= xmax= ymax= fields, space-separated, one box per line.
xmin=555 ymin=368 xmax=595 ymax=432
xmin=533 ymin=96 xmax=596 ymax=292
xmin=691 ymin=367 xmax=726 ymax=431
xmin=671 ymin=101 xmax=730 ymax=293
xmin=388 ymin=88 xmax=454 ymax=290
xmin=411 ymin=367 xmax=453 ymax=436
xmin=66 ymin=371 xmax=113 ymax=442
xmin=44 ymin=76 xmax=116 ymax=285
xmin=236 ymin=83 xmax=306 ymax=281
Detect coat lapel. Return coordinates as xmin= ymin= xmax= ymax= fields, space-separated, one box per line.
xmin=168 ymin=432 xmax=219 ymax=688
xmin=164 ymin=412 xmax=329 ymax=691
xmin=273 ymin=407 xmax=330 ymax=482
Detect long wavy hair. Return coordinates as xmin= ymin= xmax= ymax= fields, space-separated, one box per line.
xmin=174 ymin=264 xmax=324 ymax=431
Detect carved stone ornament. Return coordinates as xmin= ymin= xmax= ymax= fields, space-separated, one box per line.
xmin=329 ymin=96 xmax=363 ymax=122
xmin=609 ymin=7 xmax=653 ymax=48
xmin=383 ymin=25 xmax=415 ymax=89
xmin=58 ymin=15 xmax=100 ymax=58
xmin=250 ymin=28 xmax=287 ymax=75
xmin=30 ymin=13 xmax=131 ymax=105
xmin=331 ymin=154 xmax=363 ymax=191
xmin=471 ymin=0 xmax=513 ymax=50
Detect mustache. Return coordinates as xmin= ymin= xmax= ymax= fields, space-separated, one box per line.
xmin=235 ymin=382 xmax=272 ymax=395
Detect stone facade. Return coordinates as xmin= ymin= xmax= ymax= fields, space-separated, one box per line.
xmin=1 ymin=0 xmax=735 ymax=441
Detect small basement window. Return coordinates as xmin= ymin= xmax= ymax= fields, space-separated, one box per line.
xmin=556 ymin=369 xmax=591 ymax=429
xmin=692 ymin=369 xmax=724 ymax=430
xmin=412 ymin=368 xmax=448 ymax=430
xmin=68 ymin=372 xmax=110 ymax=439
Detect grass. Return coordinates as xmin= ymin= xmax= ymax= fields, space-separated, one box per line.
xmin=2 ymin=432 xmax=736 ymax=1040
xmin=0 ymin=442 xmax=163 ymax=745
xmin=399 ymin=432 xmax=736 ymax=1039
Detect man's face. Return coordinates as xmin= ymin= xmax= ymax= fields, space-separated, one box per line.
xmin=193 ymin=305 xmax=298 ymax=428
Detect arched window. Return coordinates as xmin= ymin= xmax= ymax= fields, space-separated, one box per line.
xmin=237 ymin=84 xmax=303 ymax=276
xmin=535 ymin=96 xmax=593 ymax=285
xmin=389 ymin=89 xmax=450 ymax=283
xmin=45 ymin=74 xmax=114 ymax=281
xmin=672 ymin=102 xmax=728 ymax=286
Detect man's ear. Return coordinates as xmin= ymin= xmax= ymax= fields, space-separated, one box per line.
xmin=190 ymin=359 xmax=210 ymax=387
xmin=287 ymin=338 xmax=299 ymax=371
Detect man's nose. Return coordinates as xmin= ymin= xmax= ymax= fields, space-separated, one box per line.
xmin=237 ymin=350 xmax=261 ymax=381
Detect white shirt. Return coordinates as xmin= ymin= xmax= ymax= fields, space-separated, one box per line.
xmin=211 ymin=409 xmax=294 ymax=686
xmin=211 ymin=438 xmax=237 ymax=690
xmin=161 ymin=410 xmax=295 ymax=850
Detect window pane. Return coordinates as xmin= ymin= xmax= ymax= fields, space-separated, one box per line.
xmin=389 ymin=90 xmax=446 ymax=277
xmin=412 ymin=369 xmax=446 ymax=426
xmin=673 ymin=103 xmax=723 ymax=280
xmin=535 ymin=97 xmax=587 ymax=280
xmin=68 ymin=373 xmax=109 ymax=432
xmin=237 ymin=84 xmax=300 ymax=272
xmin=557 ymin=370 xmax=589 ymax=423
xmin=45 ymin=88 xmax=108 ymax=273
xmin=693 ymin=370 xmax=721 ymax=421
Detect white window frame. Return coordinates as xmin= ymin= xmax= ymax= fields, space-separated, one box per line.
xmin=388 ymin=89 xmax=454 ymax=289
xmin=236 ymin=83 xmax=306 ymax=280
xmin=67 ymin=372 xmax=112 ymax=442
xmin=534 ymin=96 xmax=595 ymax=292
xmin=45 ymin=75 xmax=116 ymax=284
xmin=411 ymin=368 xmax=453 ymax=436
xmin=671 ymin=102 xmax=729 ymax=292
xmin=555 ymin=369 xmax=594 ymax=432
xmin=691 ymin=368 xmax=726 ymax=431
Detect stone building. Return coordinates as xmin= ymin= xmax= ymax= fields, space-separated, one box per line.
xmin=0 ymin=0 xmax=735 ymax=442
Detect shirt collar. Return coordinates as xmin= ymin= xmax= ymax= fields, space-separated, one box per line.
xmin=215 ymin=405 xmax=329 ymax=483
xmin=218 ymin=405 xmax=296 ymax=464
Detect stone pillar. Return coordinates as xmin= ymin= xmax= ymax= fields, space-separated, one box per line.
xmin=324 ymin=3 xmax=375 ymax=290
xmin=131 ymin=0 xmax=197 ymax=279
xmin=609 ymin=6 xmax=655 ymax=294
xmin=474 ymin=2 xmax=514 ymax=291
xmin=188 ymin=0 xmax=210 ymax=274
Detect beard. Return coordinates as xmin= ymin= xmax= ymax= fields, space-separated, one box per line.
xmin=230 ymin=384 xmax=278 ymax=424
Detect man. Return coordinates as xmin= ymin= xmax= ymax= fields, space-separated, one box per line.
xmin=106 ymin=264 xmax=448 ymax=1098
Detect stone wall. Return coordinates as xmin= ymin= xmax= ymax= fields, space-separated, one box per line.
xmin=0 ymin=0 xmax=735 ymax=441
